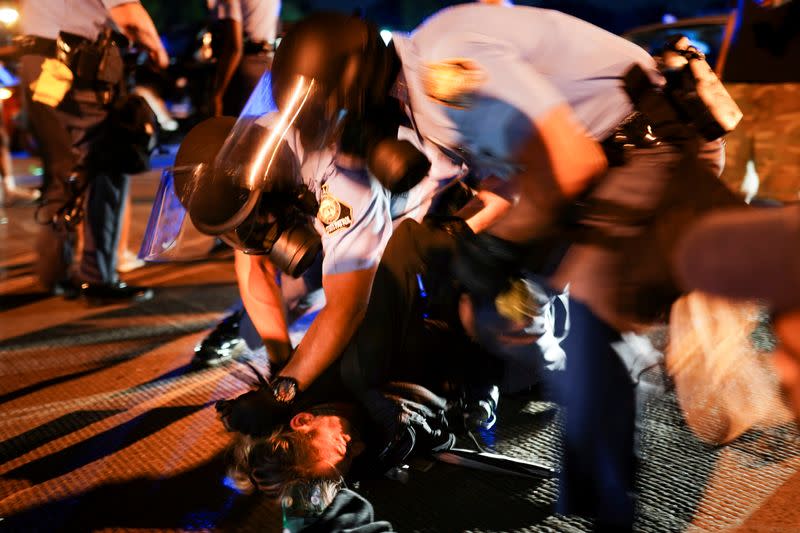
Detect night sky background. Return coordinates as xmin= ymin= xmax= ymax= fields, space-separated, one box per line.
xmin=141 ymin=0 xmax=733 ymax=39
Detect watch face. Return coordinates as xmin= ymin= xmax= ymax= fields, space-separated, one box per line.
xmin=273 ymin=378 xmax=298 ymax=403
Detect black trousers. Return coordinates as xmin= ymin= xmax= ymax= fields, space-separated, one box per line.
xmin=20 ymin=54 xmax=128 ymax=287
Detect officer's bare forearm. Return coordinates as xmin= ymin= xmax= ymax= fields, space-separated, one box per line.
xmin=457 ymin=177 xmax=515 ymax=233
xmin=109 ymin=3 xmax=168 ymax=68
xmin=488 ymin=103 xmax=607 ymax=243
xmin=278 ymin=268 xmax=376 ymax=390
xmin=235 ymin=251 xmax=292 ymax=367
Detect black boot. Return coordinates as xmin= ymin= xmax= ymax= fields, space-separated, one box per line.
xmin=192 ymin=309 xmax=246 ymax=367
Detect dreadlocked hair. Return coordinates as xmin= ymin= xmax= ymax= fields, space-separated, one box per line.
xmin=226 ymin=424 xmax=344 ymax=501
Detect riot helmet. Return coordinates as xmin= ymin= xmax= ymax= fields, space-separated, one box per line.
xmin=270 ymin=12 xmax=431 ymax=193
xmin=141 ymin=111 xmax=322 ymax=278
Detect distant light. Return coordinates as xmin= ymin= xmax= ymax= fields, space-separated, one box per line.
xmin=662 ymin=13 xmax=677 ymax=24
xmin=379 ymin=29 xmax=392 ymax=45
xmin=0 ymin=7 xmax=18 ymax=26
xmin=0 ymin=88 xmax=11 ymax=100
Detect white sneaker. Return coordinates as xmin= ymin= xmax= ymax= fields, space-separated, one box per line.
xmin=1 ymin=186 xmax=41 ymax=207
xmin=117 ymin=249 xmax=146 ymax=273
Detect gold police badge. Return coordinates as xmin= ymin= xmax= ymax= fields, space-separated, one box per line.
xmin=317 ymin=185 xmax=341 ymax=225
xmin=317 ymin=184 xmax=353 ymax=235
xmin=421 ymin=58 xmax=486 ymax=109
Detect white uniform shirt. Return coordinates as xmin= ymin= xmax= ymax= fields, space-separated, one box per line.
xmin=392 ymin=4 xmax=663 ymax=179
xmin=21 ymin=0 xmax=137 ymax=41
xmin=208 ymin=0 xmax=281 ymax=44
xmin=255 ymin=111 xmax=392 ymax=277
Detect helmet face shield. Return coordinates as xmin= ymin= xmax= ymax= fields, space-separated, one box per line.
xmin=264 ymin=73 xmax=347 ymax=155
xmin=138 ymin=165 xmax=216 ymax=262
xmin=140 ymin=70 xmax=329 ymax=275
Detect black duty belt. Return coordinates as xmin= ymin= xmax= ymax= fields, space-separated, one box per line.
xmin=15 ymin=35 xmax=58 ymax=58
xmin=17 ymin=31 xmax=126 ymax=58
xmin=243 ymin=39 xmax=274 ymax=55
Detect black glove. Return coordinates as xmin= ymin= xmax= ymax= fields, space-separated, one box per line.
xmin=423 ymin=213 xmax=473 ymax=240
xmin=453 ymin=231 xmax=525 ymax=299
xmin=366 ymin=387 xmax=455 ymax=472
xmin=215 ymin=386 xmax=293 ymax=437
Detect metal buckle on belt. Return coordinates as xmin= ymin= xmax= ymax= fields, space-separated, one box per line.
xmin=610 ymin=112 xmax=661 ymax=148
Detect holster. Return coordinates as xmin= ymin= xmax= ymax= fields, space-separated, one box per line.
xmin=622 ymin=63 xmax=692 ymax=143
xmin=57 ymin=29 xmax=125 ymax=103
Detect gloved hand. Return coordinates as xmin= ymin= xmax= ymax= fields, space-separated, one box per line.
xmin=453 ymin=231 xmax=524 ymax=299
xmin=215 ymin=386 xmax=293 ymax=437
xmin=365 ymin=387 xmax=455 ymax=471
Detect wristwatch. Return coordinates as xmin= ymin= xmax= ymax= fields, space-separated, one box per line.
xmin=271 ymin=376 xmax=299 ymax=404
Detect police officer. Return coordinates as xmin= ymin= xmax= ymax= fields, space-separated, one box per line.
xmin=266 ymin=5 xmax=742 ymax=530
xmin=222 ymin=118 xmax=474 ymax=381
xmin=208 ymin=0 xmax=281 ymax=117
xmin=155 ymin=77 xmax=495 ymax=404
xmin=19 ymin=0 xmax=168 ymax=302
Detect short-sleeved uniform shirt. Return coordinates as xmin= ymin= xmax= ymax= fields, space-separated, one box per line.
xmin=208 ymin=0 xmax=281 ymax=44
xmin=21 ymin=0 xmax=137 ymax=40
xmin=240 ymin=69 xmax=460 ymax=279
xmin=392 ymin=4 xmax=663 ymax=179
xmin=255 ymin=113 xmax=393 ymax=276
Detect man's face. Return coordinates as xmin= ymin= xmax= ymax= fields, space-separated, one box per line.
xmin=291 ymin=412 xmax=365 ymax=478
xmin=772 ymin=310 xmax=800 ymax=422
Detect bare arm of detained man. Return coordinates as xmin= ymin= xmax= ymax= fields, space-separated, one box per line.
xmin=485 ymin=103 xmax=607 ymax=243
xmin=276 ymin=267 xmax=377 ymax=390
xmin=109 ymin=2 xmax=169 ymax=69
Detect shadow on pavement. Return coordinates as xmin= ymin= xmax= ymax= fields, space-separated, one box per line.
xmin=1 ymin=453 xmax=283 ymax=532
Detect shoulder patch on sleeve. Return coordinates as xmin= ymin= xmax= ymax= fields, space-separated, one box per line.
xmin=421 ymin=58 xmax=487 ymax=109
xmin=317 ymin=184 xmax=354 ymax=235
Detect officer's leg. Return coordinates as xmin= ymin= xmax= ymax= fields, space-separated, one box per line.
xmin=556 ymin=297 xmax=636 ymax=531
xmin=19 ymin=55 xmax=80 ymax=290
xmin=550 ymin=144 xmax=686 ymax=530
xmin=62 ymin=89 xmax=125 ymax=284
xmin=79 ymin=169 xmax=129 ymax=282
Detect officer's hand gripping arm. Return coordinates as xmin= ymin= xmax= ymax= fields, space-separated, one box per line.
xmin=455 ymin=104 xmax=607 ymax=298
